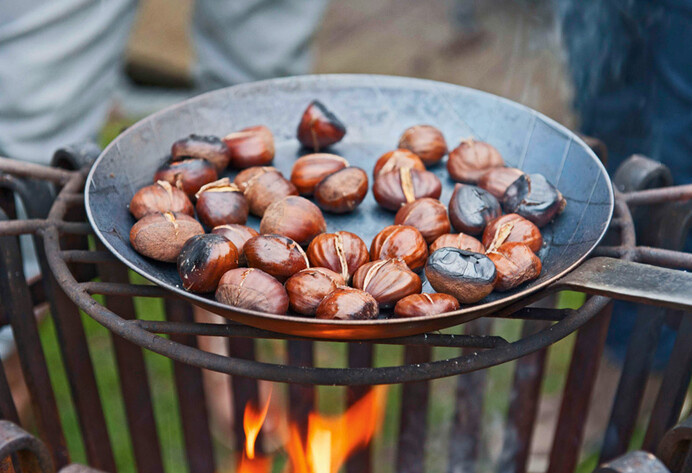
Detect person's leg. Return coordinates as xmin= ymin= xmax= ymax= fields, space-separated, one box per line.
xmin=192 ymin=0 xmax=331 ymax=90
xmin=0 ymin=0 xmax=138 ymax=165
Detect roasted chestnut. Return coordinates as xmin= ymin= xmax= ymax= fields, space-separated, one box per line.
xmin=448 ymin=183 xmax=501 ymax=235
xmin=394 ymin=293 xmax=460 ymax=318
xmin=284 ymin=267 xmax=345 ymax=316
xmin=215 ymin=268 xmax=289 ymax=314
xmin=398 ymin=125 xmax=447 ymax=166
xmin=315 ymin=286 xmax=379 ymax=320
xmin=242 ymin=170 xmax=298 ymax=217
xmin=370 ymin=225 xmax=428 ymax=272
xmin=234 ymin=166 xmax=280 ymax=192
xmin=290 ymin=153 xmax=349 ymax=195
xmin=223 ymin=125 xmax=275 ymax=168
xmin=211 ymin=224 xmax=259 ymax=259
xmin=171 ymin=134 xmax=231 ymax=172
xmin=177 ymin=234 xmax=239 ymax=293
xmin=129 ymin=181 xmax=194 ymax=219
xmin=260 ymin=196 xmax=326 ymax=246
xmin=313 ymin=167 xmax=368 ymax=213
xmin=502 ymin=174 xmax=566 ymax=227
xmin=306 ymin=231 xmax=370 ymax=282
xmin=154 ymin=158 xmax=218 ymax=197
xmin=195 ymin=178 xmax=248 ymax=228
xmin=372 ymin=168 xmax=442 ymax=211
xmin=429 ymin=233 xmax=485 ymax=254
xmin=352 ymin=259 xmax=422 ymax=308
xmin=487 ymin=242 xmax=542 ymax=291
xmin=373 ymin=149 xmax=425 ymax=179
xmin=394 ymin=198 xmax=450 ymax=244
xmin=425 ymin=247 xmax=497 ymax=304
xmin=447 ymin=138 xmax=504 ymax=183
xmin=482 ymin=213 xmax=542 ymax=253
xmin=297 ymin=100 xmax=346 ymax=150
xmin=243 ymin=234 xmax=309 ymax=282
xmin=478 ymin=167 xmax=525 ymax=200
xmin=129 ymin=212 xmax=203 ymax=262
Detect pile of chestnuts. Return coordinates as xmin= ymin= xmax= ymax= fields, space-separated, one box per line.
xmin=127 ymin=100 xmax=566 ymax=322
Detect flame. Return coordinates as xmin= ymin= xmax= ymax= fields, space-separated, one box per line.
xmin=243 ymin=388 xmax=273 ymax=459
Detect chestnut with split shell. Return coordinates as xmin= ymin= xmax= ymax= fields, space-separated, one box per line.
xmin=195 ymin=178 xmax=248 ymax=228
xmin=285 ymin=267 xmax=345 ymax=316
xmin=352 ymin=258 xmax=422 ymax=308
xmin=425 ymin=247 xmax=497 ymax=304
xmin=315 ymin=286 xmax=379 ymax=320
xmin=129 ymin=180 xmax=194 ymax=219
xmin=370 ymin=225 xmax=428 ymax=272
xmin=234 ymin=166 xmax=280 ymax=192
xmin=260 ymin=196 xmax=326 ymax=246
xmin=154 ymin=158 xmax=218 ymax=197
xmin=447 ymin=138 xmax=504 ymax=183
xmin=215 ymin=268 xmax=288 ymax=314
xmin=372 ymin=168 xmax=442 ymax=211
xmin=502 ymin=174 xmax=566 ymax=227
xmin=487 ymin=242 xmax=542 ymax=291
xmin=483 ymin=213 xmax=542 ymax=254
xmin=373 ymin=149 xmax=425 ymax=179
xmin=394 ymin=198 xmax=451 ymax=244
xmin=211 ymin=224 xmax=258 ymax=260
xmin=313 ymin=167 xmax=369 ymax=213
xmin=171 ymin=134 xmax=231 ymax=172
xmin=243 ymin=170 xmax=298 ymax=217
xmin=223 ymin=125 xmax=275 ymax=168
xmin=448 ymin=183 xmax=501 ymax=235
xmin=429 ymin=233 xmax=485 ymax=254
xmin=290 ymin=153 xmax=349 ymax=195
xmin=398 ymin=125 xmax=448 ymax=166
xmin=129 ymin=211 xmax=203 ymax=263
xmin=297 ymin=100 xmax=346 ymax=150
xmin=177 ymin=234 xmax=239 ymax=293
xmin=306 ymin=231 xmax=369 ymax=282
xmin=478 ymin=167 xmax=525 ymax=200
xmin=394 ymin=293 xmax=460 ymax=318
xmin=243 ymin=234 xmax=310 ymax=282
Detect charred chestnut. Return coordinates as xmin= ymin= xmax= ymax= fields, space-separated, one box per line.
xmin=223 ymin=125 xmax=275 ymax=168
xmin=394 ymin=198 xmax=451 ymax=244
xmin=398 ymin=125 xmax=447 ymax=166
xmin=502 ymin=174 xmax=566 ymax=227
xmin=315 ymin=286 xmax=379 ymax=320
xmin=243 ymin=170 xmax=298 ymax=217
xmin=195 ymin=178 xmax=248 ymax=228
xmin=425 ymin=247 xmax=497 ymax=304
xmin=482 ymin=213 xmax=542 ymax=253
xmin=448 ymin=183 xmax=501 ymax=235
xmin=129 ymin=212 xmax=203 ymax=262
xmin=154 ymin=158 xmax=218 ymax=197
xmin=352 ymin=259 xmax=422 ymax=308
xmin=285 ymin=267 xmax=345 ymax=316
xmin=478 ymin=167 xmax=525 ymax=200
xmin=429 ymin=233 xmax=485 ymax=254
xmin=394 ymin=293 xmax=460 ymax=318
xmin=372 ymin=168 xmax=442 ymax=211
xmin=487 ymin=242 xmax=542 ymax=291
xmin=129 ymin=181 xmax=194 ymax=219
xmin=290 ymin=153 xmax=349 ymax=195
xmin=373 ymin=149 xmax=425 ymax=179
xmin=171 ymin=134 xmax=231 ymax=172
xmin=243 ymin=234 xmax=309 ymax=282
xmin=177 ymin=234 xmax=239 ymax=293
xmin=215 ymin=268 xmax=288 ymax=314
xmin=297 ymin=100 xmax=346 ymax=150
xmin=370 ymin=225 xmax=428 ymax=272
xmin=313 ymin=167 xmax=369 ymax=213
xmin=306 ymin=231 xmax=370 ymax=282
xmin=234 ymin=166 xmax=280 ymax=192
xmin=260 ymin=196 xmax=326 ymax=246
xmin=211 ymin=224 xmax=259 ymax=259
xmin=447 ymin=138 xmax=504 ymax=183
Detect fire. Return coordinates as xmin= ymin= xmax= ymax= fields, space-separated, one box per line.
xmin=243 ymin=388 xmax=272 ymax=459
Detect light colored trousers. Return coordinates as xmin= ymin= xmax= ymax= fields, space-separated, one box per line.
xmin=0 ymin=0 xmax=330 ymax=165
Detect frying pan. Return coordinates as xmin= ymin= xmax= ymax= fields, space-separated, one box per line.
xmin=86 ymin=74 xmax=614 ymax=339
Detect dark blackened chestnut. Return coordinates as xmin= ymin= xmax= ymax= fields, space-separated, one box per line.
xmin=290 ymin=153 xmax=349 ymax=195
xmin=482 ymin=213 xmax=542 ymax=253
xmin=315 ymin=286 xmax=379 ymax=320
xmin=487 ymin=242 xmax=542 ymax=291
xmin=285 ymin=267 xmax=345 ymax=316
xmin=373 ymin=149 xmax=425 ymax=179
xmin=243 ymin=170 xmax=298 ymax=217
xmin=177 ymin=234 xmax=239 ymax=293
xmin=478 ymin=167 xmax=525 ymax=199
xmin=260 ymin=196 xmax=326 ymax=246
xmin=425 ymin=247 xmax=497 ymax=304
xmin=447 ymin=138 xmax=504 ymax=183
xmin=195 ymin=178 xmax=248 ymax=228
xmin=394 ymin=293 xmax=460 ymax=318
xmin=352 ymin=259 xmax=422 ymax=308
xmin=171 ymin=134 xmax=231 ymax=172
xmin=448 ymin=183 xmax=501 ymax=235
xmin=215 ymin=268 xmax=288 ymax=314
xmin=313 ymin=167 xmax=368 ymax=213
xmin=154 ymin=158 xmax=218 ymax=197
xmin=370 ymin=225 xmax=428 ymax=272
xmin=234 ymin=166 xmax=280 ymax=192
xmin=211 ymin=224 xmax=259 ymax=259
xmin=130 ymin=181 xmax=194 ymax=219
xmin=223 ymin=125 xmax=275 ymax=168
xmin=502 ymin=174 xmax=566 ymax=227
xmin=372 ymin=168 xmax=442 ymax=211
xmin=306 ymin=231 xmax=369 ymax=282
xmin=398 ymin=125 xmax=447 ymax=166
xmin=129 ymin=212 xmax=203 ymax=262
xmin=243 ymin=234 xmax=309 ymax=282
xmin=394 ymin=198 xmax=450 ymax=244
xmin=429 ymin=233 xmax=485 ymax=254
xmin=297 ymin=100 xmax=346 ymax=150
